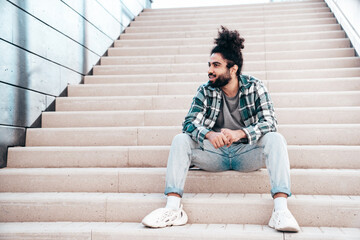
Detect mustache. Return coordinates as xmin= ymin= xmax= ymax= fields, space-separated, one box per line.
xmin=208 ymin=73 xmax=216 ymax=77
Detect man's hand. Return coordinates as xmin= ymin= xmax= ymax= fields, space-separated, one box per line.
xmin=221 ymin=128 xmax=246 ymax=147
xmin=205 ymin=131 xmax=230 ymax=149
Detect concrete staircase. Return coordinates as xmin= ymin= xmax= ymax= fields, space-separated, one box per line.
xmin=1 ymin=0 xmax=360 ymax=239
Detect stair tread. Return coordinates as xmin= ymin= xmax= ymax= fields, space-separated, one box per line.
xmin=125 ymin=19 xmax=336 ymax=32
xmin=1 ymin=167 xmax=359 ymax=195
xmin=144 ymin=1 xmax=326 ymax=11
xmin=41 ymin=106 xmax=360 ymax=126
xmin=144 ymin=2 xmax=326 ymax=11
xmin=133 ymin=11 xmax=333 ymax=23
xmin=6 ymin=144 xmax=360 ymax=169
xmin=121 ymin=24 xmax=341 ymax=36
xmin=94 ymin=56 xmax=360 ymax=67
xmin=43 ymin=106 xmax=360 ymax=113
xmin=9 ymin=144 xmax=360 ymax=150
xmin=67 ymin=78 xmax=360 ymax=96
xmin=139 ymin=9 xmax=330 ymax=20
xmin=84 ymin=68 xmax=360 ymax=83
xmin=55 ymin=91 xmax=360 ymax=111
xmin=110 ymin=38 xmax=349 ymax=49
xmin=105 ymin=47 xmax=354 ymax=56
xmin=0 ymin=192 xmax=358 ymax=226
xmin=59 ymin=90 xmax=360 ymax=99
xmin=24 ymin=124 xmax=360 ymax=130
xmin=117 ymin=32 xmax=344 ymax=42
xmin=2 ymin=167 xmax=359 ymax=172
xmin=0 ymin=222 xmax=359 ymax=240
xmin=2 ymin=192 xmax=358 ymax=200
xmin=123 ymin=23 xmax=339 ymax=33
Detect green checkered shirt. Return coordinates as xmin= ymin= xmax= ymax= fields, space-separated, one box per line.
xmin=182 ymin=75 xmax=278 ymax=147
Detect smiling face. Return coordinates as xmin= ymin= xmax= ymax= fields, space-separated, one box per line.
xmin=208 ymin=53 xmax=232 ymax=88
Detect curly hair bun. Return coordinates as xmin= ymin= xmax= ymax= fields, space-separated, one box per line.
xmin=214 ymin=25 xmax=245 ymax=51
xmin=211 ymin=26 xmax=245 ymax=76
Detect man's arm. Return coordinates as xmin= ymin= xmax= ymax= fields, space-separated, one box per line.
xmin=182 ymin=86 xmax=211 ymax=145
xmin=241 ymin=82 xmax=277 ymax=145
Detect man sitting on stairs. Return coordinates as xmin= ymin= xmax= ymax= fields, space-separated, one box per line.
xmin=142 ymin=26 xmax=300 ymax=232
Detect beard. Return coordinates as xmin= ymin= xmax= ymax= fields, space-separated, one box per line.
xmin=208 ymin=69 xmax=231 ymax=88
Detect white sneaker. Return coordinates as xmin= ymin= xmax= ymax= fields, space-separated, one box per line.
xmin=142 ymin=205 xmax=188 ymax=228
xmin=268 ymin=209 xmax=300 ymax=232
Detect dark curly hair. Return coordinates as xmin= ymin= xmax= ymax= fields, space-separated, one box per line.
xmin=211 ymin=26 xmax=245 ymax=77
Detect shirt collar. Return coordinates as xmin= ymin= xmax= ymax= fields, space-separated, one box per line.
xmin=239 ymin=75 xmax=251 ymax=90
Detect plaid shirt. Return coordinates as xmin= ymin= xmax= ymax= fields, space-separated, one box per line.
xmin=182 ymin=75 xmax=277 ymax=147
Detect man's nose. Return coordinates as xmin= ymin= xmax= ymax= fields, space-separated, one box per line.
xmin=208 ymin=65 xmax=214 ymax=74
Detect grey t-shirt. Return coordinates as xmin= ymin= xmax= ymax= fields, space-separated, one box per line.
xmin=212 ymin=89 xmax=245 ymax=136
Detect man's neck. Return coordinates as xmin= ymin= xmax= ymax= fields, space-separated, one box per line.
xmin=221 ymin=76 xmax=239 ymax=97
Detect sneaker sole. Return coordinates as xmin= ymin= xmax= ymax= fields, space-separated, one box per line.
xmin=142 ymin=212 xmax=188 ymax=228
xmin=269 ymin=224 xmax=300 ymax=232
xmin=142 ymin=221 xmax=187 ymax=228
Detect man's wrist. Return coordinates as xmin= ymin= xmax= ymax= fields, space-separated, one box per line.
xmin=205 ymin=131 xmax=214 ymax=139
xmin=236 ymin=130 xmax=246 ymax=140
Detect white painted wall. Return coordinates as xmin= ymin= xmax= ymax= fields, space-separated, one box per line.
xmin=325 ymin=0 xmax=360 ymax=55
xmin=333 ymin=0 xmax=360 ymax=35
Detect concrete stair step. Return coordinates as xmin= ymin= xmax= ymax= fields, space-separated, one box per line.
xmin=84 ymin=68 xmax=360 ymax=84
xmin=149 ymin=0 xmax=325 ymax=9
xmin=140 ymin=2 xmax=327 ymax=17
xmin=7 ymin=145 xmax=360 ymax=169
xmin=115 ymin=31 xmax=346 ymax=47
xmin=132 ymin=12 xmax=333 ymax=27
xmin=139 ymin=11 xmax=330 ymax=22
xmin=124 ymin=18 xmax=336 ymax=34
xmin=1 ymin=168 xmax=359 ymax=195
xmin=140 ymin=1 xmax=326 ymax=12
xmin=25 ymin=125 xmax=360 ymax=147
xmin=92 ymin=58 xmax=360 ymax=75
xmin=1 ymin=222 xmax=359 ymax=240
xmin=56 ymin=91 xmax=360 ymax=111
xmin=266 ymin=67 xmax=360 ymax=80
xmin=108 ymin=39 xmax=350 ymax=56
xmin=120 ymin=24 xmax=341 ymax=40
xmin=266 ymin=78 xmax=360 ymax=92
xmin=101 ymin=49 xmax=355 ymax=65
xmin=139 ymin=8 xmax=328 ymax=21
xmin=41 ymin=107 xmax=360 ymax=128
xmin=143 ymin=1 xmax=325 ymax=11
xmin=0 ymin=192 xmax=359 ymax=228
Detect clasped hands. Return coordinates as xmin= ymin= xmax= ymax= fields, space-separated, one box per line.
xmin=205 ymin=128 xmax=246 ymax=149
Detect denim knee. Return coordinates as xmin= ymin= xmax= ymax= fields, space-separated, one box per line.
xmin=260 ymin=132 xmax=287 ymax=149
xmin=171 ymin=133 xmax=192 ymax=146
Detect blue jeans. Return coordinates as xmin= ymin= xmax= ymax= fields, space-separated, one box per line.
xmin=164 ymin=132 xmax=291 ymax=198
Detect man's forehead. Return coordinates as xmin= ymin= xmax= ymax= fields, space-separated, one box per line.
xmin=209 ymin=53 xmax=226 ymax=63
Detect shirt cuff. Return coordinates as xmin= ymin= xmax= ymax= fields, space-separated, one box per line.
xmin=242 ymin=127 xmax=254 ymax=145
xmin=198 ymin=128 xmax=210 ymax=142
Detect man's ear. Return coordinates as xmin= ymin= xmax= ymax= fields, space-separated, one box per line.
xmin=230 ymin=64 xmax=238 ymax=75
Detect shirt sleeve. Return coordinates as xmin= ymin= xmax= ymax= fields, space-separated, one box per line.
xmin=242 ymin=82 xmax=278 ymax=145
xmin=182 ymin=86 xmax=211 ymax=145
